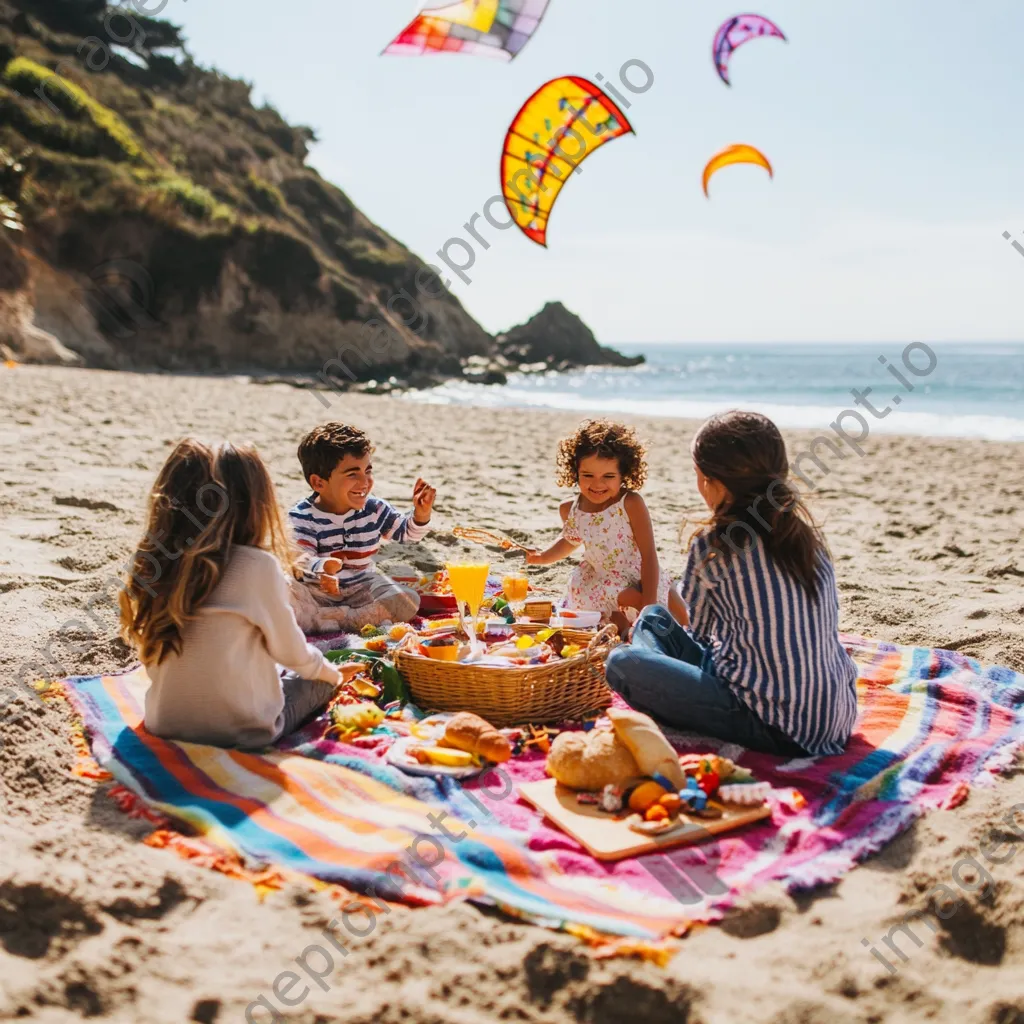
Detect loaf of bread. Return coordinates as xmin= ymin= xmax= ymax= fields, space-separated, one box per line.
xmin=441 ymin=712 xmax=512 ymax=763
xmin=545 ymin=728 xmax=640 ymax=791
xmin=607 ymin=707 xmax=685 ymax=789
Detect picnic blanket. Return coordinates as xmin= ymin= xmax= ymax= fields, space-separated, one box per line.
xmin=61 ymin=633 xmax=1024 ymax=940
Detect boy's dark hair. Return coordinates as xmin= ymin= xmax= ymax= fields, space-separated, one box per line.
xmin=556 ymin=419 xmax=648 ymax=491
xmin=298 ymin=423 xmax=374 ymax=485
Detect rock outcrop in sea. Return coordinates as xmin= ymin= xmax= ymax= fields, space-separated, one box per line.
xmin=496 ymin=302 xmax=644 ymax=370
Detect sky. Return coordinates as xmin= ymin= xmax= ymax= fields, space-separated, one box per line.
xmin=168 ymin=0 xmax=1023 ymax=345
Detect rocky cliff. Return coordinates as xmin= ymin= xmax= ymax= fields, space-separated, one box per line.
xmin=0 ymin=2 xmax=643 ymax=386
xmin=0 ymin=0 xmax=492 ymax=382
xmin=496 ymin=302 xmax=643 ymax=370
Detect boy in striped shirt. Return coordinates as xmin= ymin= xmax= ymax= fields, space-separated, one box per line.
xmin=288 ymin=423 xmax=435 ymax=629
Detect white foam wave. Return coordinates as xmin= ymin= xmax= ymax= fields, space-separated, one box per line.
xmin=403 ymin=380 xmax=1024 ymax=442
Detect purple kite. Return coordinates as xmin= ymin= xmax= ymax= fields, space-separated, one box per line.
xmin=712 ymin=13 xmax=787 ymax=86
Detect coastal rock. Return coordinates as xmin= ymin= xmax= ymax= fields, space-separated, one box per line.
xmin=496 ymin=302 xmax=644 ymax=369
xmin=0 ymin=1 xmax=491 ymax=380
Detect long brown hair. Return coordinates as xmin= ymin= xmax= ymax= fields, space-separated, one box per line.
xmin=119 ymin=439 xmax=295 ymax=665
xmin=689 ymin=411 xmax=826 ymax=595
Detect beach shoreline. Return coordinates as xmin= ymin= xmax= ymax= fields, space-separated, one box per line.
xmin=1 ymin=365 xmax=1022 ymax=1023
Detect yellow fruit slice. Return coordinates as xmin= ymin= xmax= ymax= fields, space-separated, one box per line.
xmin=421 ymin=747 xmax=474 ymax=768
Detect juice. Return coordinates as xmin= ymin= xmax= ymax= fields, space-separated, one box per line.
xmin=445 ymin=562 xmax=489 ymax=617
xmin=501 ymin=575 xmax=529 ymax=603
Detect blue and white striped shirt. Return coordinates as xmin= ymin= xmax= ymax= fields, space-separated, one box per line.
xmin=679 ymin=532 xmax=858 ymax=756
xmin=289 ymin=495 xmax=429 ymax=593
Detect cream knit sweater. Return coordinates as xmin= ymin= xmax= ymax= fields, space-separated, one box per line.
xmin=144 ymin=545 xmax=336 ymax=748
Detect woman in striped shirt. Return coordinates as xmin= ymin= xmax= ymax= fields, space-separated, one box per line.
xmin=606 ymin=411 xmax=858 ymax=757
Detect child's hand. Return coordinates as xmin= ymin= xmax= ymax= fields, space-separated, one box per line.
xmin=336 ymin=662 xmax=364 ymax=686
xmin=319 ymin=573 xmax=340 ymax=595
xmin=524 ymin=549 xmax=544 ymax=566
xmin=323 ymin=661 xmax=364 ymax=687
xmin=412 ymin=477 xmax=436 ymax=524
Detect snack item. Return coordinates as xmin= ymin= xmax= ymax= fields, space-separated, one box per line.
xmin=644 ymin=804 xmax=669 ymax=822
xmin=659 ymin=792 xmax=683 ymax=815
xmin=364 ymin=636 xmax=388 ymax=653
xmin=627 ymin=779 xmax=669 ymax=813
xmin=546 ymin=728 xmax=640 ymax=791
xmin=607 ymin=707 xmax=685 ymax=790
xmin=441 ymin=711 xmax=512 ymax=763
xmin=411 ymin=746 xmax=476 ymax=768
xmin=719 ymin=781 xmax=771 ymax=805
xmin=329 ymin=702 xmax=385 ymax=737
xmin=389 ymin=623 xmax=414 ymax=641
xmin=423 ymin=636 xmax=459 ymax=662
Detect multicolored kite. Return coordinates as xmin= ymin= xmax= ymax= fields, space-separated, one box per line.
xmin=501 ymin=76 xmax=633 ymax=247
xmin=384 ymin=0 xmax=551 ymax=61
xmin=713 ymin=13 xmax=787 ymax=85
xmin=702 ymin=144 xmax=773 ymax=197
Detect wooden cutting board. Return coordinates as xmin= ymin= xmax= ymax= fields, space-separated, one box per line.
xmin=518 ymin=778 xmax=772 ymax=861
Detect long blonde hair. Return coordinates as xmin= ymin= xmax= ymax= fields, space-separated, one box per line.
xmin=120 ymin=439 xmax=295 ymax=665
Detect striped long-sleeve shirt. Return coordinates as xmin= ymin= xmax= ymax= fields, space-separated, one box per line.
xmin=289 ymin=495 xmax=430 ymax=593
xmin=679 ymin=532 xmax=858 ymax=756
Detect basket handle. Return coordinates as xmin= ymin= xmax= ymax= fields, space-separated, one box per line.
xmin=584 ymin=623 xmax=620 ymax=662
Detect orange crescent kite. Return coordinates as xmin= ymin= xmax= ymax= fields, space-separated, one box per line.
xmin=702 ymin=144 xmax=773 ymax=197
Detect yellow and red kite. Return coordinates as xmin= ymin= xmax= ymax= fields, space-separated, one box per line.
xmin=501 ymin=76 xmax=634 ymax=247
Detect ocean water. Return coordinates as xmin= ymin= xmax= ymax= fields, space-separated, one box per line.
xmin=405 ymin=342 xmax=1024 ymax=441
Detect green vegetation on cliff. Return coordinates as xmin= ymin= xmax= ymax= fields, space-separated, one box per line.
xmin=0 ymin=0 xmax=491 ymax=376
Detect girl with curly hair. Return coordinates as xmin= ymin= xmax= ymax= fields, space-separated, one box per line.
xmin=526 ymin=419 xmax=668 ymax=634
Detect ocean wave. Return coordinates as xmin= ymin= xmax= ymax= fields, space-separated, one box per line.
xmin=403 ymin=380 xmax=1024 ymax=442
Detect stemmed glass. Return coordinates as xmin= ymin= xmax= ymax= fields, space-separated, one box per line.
xmin=445 ymin=562 xmax=489 ymax=656
xmin=502 ymin=573 xmax=529 ymax=621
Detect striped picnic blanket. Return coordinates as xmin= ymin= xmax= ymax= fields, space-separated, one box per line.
xmin=62 ymin=634 xmax=1024 ymax=939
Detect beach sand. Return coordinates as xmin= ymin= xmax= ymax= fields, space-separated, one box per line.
xmin=1 ymin=365 xmax=1022 ymax=1023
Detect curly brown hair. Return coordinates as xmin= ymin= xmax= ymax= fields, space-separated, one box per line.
xmin=298 ymin=422 xmax=374 ymax=485
xmin=555 ymin=419 xmax=648 ymax=491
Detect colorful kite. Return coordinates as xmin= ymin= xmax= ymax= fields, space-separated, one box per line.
xmin=702 ymin=144 xmax=773 ymax=197
xmin=384 ymin=0 xmax=550 ymax=61
xmin=713 ymin=13 xmax=787 ymax=85
xmin=501 ymin=76 xmax=633 ymax=247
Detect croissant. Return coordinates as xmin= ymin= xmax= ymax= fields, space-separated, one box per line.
xmin=440 ymin=712 xmax=512 ymax=763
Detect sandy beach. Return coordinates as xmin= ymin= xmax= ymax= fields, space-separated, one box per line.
xmin=1 ymin=364 xmax=1022 ymax=1024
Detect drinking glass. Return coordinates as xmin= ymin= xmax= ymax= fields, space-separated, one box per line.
xmin=445 ymin=562 xmax=489 ymax=654
xmin=501 ymin=573 xmax=529 ymax=620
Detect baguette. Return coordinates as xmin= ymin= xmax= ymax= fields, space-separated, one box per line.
xmin=440 ymin=712 xmax=512 ymax=763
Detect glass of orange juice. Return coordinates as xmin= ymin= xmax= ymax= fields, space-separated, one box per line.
xmin=446 ymin=562 xmax=489 ymax=652
xmin=502 ymin=573 xmax=529 ymax=620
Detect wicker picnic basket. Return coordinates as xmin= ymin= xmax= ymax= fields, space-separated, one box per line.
xmin=395 ymin=625 xmax=619 ymax=726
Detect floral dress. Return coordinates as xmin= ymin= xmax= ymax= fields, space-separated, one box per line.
xmin=562 ymin=493 xmax=669 ymax=620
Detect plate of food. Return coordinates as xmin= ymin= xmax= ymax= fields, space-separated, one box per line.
xmin=386 ymin=736 xmax=486 ymax=778
xmin=387 ymin=712 xmax=513 ymax=777
xmin=552 ymin=609 xmax=602 ymax=629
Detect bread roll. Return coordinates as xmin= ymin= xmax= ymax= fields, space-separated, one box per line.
xmin=607 ymin=707 xmax=685 ymax=789
xmin=545 ymin=728 xmax=640 ymax=791
xmin=441 ymin=712 xmax=511 ymax=763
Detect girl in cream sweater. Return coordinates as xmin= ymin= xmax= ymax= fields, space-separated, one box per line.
xmin=120 ymin=439 xmax=360 ymax=748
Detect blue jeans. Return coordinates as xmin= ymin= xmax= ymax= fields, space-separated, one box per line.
xmin=605 ymin=606 xmax=807 ymax=757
